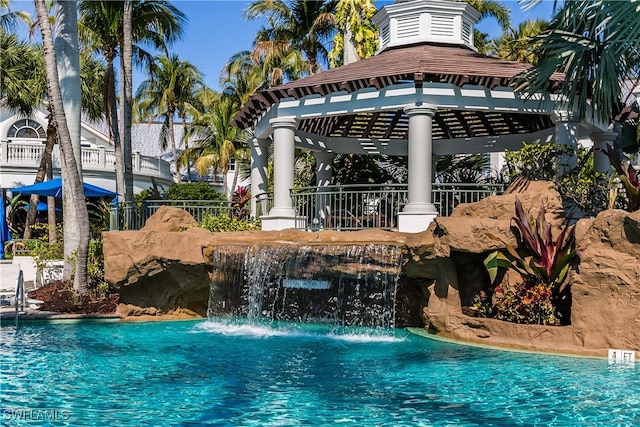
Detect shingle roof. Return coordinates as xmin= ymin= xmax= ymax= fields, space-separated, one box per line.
xmin=233 ymin=43 xmax=564 ymax=131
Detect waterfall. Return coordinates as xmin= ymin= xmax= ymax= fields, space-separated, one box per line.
xmin=207 ymin=244 xmax=404 ymax=328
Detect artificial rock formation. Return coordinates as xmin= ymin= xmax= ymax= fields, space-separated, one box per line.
xmin=103 ymin=182 xmax=640 ymax=356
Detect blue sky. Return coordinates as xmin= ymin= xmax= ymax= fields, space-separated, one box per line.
xmin=169 ymin=0 xmax=559 ymax=90
xmin=12 ymin=0 xmax=560 ymax=91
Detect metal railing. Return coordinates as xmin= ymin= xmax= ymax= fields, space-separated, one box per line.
xmin=107 ymin=183 xmax=506 ymax=231
xmin=109 ymin=200 xmax=237 ymax=231
xmin=292 ymin=184 xmax=407 ymax=231
xmin=15 ymin=269 xmax=24 ymax=327
xmin=291 ymin=182 xmax=506 ymax=231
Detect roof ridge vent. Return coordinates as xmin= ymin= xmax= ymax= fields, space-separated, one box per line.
xmin=372 ymin=0 xmax=481 ymax=54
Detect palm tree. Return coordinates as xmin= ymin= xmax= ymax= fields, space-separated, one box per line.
xmin=516 ymin=0 xmax=640 ymax=125
xmin=329 ymin=0 xmax=377 ymax=67
xmin=183 ymin=93 xmax=251 ymax=195
xmin=245 ymin=0 xmax=336 ymax=76
xmin=1 ymin=28 xmax=105 ymax=241
xmin=492 ymin=19 xmax=549 ymax=65
xmin=0 ymin=29 xmax=46 ymax=115
xmin=34 ymin=0 xmax=90 ymax=294
xmin=53 ymin=0 xmax=83 ymax=279
xmin=0 ymin=0 xmax=31 ymax=31
xmin=78 ymin=0 xmax=186 ymax=198
xmin=135 ymin=54 xmax=204 ymax=180
xmin=120 ymin=0 xmax=134 ymax=202
xmin=464 ymin=0 xmax=511 ymax=55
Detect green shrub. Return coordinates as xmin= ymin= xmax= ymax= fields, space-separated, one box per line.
xmin=504 ymin=142 xmax=612 ymax=216
xmin=164 ymin=182 xmax=227 ymax=201
xmin=200 ymin=214 xmax=259 ymax=232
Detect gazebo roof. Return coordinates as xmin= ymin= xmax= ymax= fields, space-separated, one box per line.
xmin=233 ymin=42 xmax=564 ymax=141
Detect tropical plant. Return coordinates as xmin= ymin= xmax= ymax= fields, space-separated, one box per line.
xmin=136 ymin=53 xmax=204 ymax=180
xmin=515 ymin=0 xmax=640 ymax=125
xmin=232 ymin=186 xmax=251 ymax=220
xmin=479 ymin=197 xmax=576 ymax=325
xmin=244 ymin=0 xmax=336 ymax=76
xmin=484 ymin=197 xmax=576 ymax=290
xmin=474 ymin=275 xmax=557 ymax=325
xmin=504 ymin=142 xmax=612 ymax=216
xmin=491 ymin=18 xmax=549 ymax=65
xmin=0 ymin=0 xmax=31 ymax=31
xmin=329 ymin=0 xmax=377 ymax=67
xmin=200 ymin=214 xmax=259 ymax=233
xmin=120 ymin=0 xmax=134 ymax=202
xmin=465 ymin=0 xmax=511 ymax=54
xmin=79 ymin=0 xmax=186 ymax=199
xmin=599 ymin=144 xmax=640 ymax=212
xmin=0 ymin=29 xmax=46 ymax=114
xmin=436 ymin=154 xmax=491 ymax=184
xmin=164 ymin=182 xmax=227 ymax=202
xmin=182 ymin=94 xmax=251 ymax=195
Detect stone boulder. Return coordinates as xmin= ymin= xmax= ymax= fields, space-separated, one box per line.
xmin=569 ymin=209 xmax=640 ymax=350
xmin=103 ymin=207 xmax=215 ymax=316
xmin=451 ymin=179 xmax=566 ymax=227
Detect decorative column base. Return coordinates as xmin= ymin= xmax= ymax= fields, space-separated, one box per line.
xmin=398 ymin=211 xmax=437 ymax=233
xmin=261 ymin=207 xmax=306 ymax=231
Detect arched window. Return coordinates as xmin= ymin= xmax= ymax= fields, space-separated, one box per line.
xmin=7 ymin=119 xmax=46 ymax=142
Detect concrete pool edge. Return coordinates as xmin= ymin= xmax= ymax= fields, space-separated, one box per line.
xmin=406 ymin=327 xmax=609 ymax=360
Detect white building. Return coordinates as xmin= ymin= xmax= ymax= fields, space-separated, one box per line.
xmin=0 ymin=107 xmax=245 ymax=197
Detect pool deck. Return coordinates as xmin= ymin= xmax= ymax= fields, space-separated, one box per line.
xmin=0 ymin=306 xmax=122 ymax=325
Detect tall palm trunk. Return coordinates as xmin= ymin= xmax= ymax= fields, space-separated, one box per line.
xmin=106 ymin=53 xmax=125 ymax=200
xmin=168 ymin=107 xmax=178 ymax=180
xmin=35 ymin=0 xmax=90 ymax=294
xmin=22 ymin=108 xmax=57 ymax=240
xmin=45 ymin=119 xmax=57 ymax=244
xmin=53 ymin=0 xmax=82 ymax=279
xmin=182 ymin=119 xmax=191 ymax=182
xmin=120 ymin=0 xmax=134 ymax=202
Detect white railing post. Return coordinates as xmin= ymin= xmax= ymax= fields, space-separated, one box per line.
xmin=99 ymin=146 xmax=106 ymax=168
xmin=0 ymin=141 xmax=7 ymax=163
xmin=134 ymin=151 xmax=141 ymax=171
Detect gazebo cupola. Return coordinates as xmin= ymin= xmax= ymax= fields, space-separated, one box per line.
xmin=373 ymin=0 xmax=481 ymax=53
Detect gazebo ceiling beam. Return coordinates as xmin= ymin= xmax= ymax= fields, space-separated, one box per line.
xmin=253 ymin=82 xmax=564 ymax=139
xmin=383 ymin=111 xmax=403 ymax=139
xmin=269 ymin=83 xmax=559 ymax=123
xmin=291 ymin=128 xmax=555 ymax=156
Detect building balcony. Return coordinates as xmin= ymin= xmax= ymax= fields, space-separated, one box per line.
xmin=0 ymin=141 xmax=174 ymax=193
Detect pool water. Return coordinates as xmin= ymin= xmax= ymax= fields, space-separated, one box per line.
xmin=1 ymin=319 xmax=639 ymax=426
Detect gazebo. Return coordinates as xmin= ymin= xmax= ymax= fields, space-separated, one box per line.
xmin=233 ymin=0 xmax=612 ymax=233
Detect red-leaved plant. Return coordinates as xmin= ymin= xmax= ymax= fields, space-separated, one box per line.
xmin=484 ymin=197 xmax=576 ymax=290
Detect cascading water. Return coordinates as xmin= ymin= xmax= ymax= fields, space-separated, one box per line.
xmin=207 ymin=244 xmax=404 ymax=328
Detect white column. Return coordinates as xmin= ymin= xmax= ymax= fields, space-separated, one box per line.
xmin=262 ymin=117 xmax=300 ymax=230
xmin=313 ymin=151 xmax=334 ymax=227
xmin=250 ymin=138 xmax=269 ymax=219
xmin=398 ymin=103 xmax=438 ymax=233
xmin=590 ymin=131 xmax=617 ymax=175
xmin=553 ymin=111 xmax=580 ymax=176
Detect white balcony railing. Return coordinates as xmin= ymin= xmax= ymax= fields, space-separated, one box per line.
xmin=0 ymin=141 xmax=171 ymax=178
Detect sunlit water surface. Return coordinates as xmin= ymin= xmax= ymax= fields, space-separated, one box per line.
xmin=1 ymin=319 xmax=639 ymax=426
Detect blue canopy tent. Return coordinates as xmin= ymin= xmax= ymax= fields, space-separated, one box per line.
xmin=1 ymin=196 xmax=10 ymax=259
xmin=12 ymin=178 xmax=117 ymax=198
xmin=21 ymin=201 xmax=62 ymax=212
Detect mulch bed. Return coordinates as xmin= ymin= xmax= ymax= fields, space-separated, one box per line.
xmin=28 ymin=280 xmax=119 ymax=314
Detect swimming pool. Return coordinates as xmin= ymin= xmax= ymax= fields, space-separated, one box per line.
xmin=1 ymin=319 xmax=638 ymax=426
